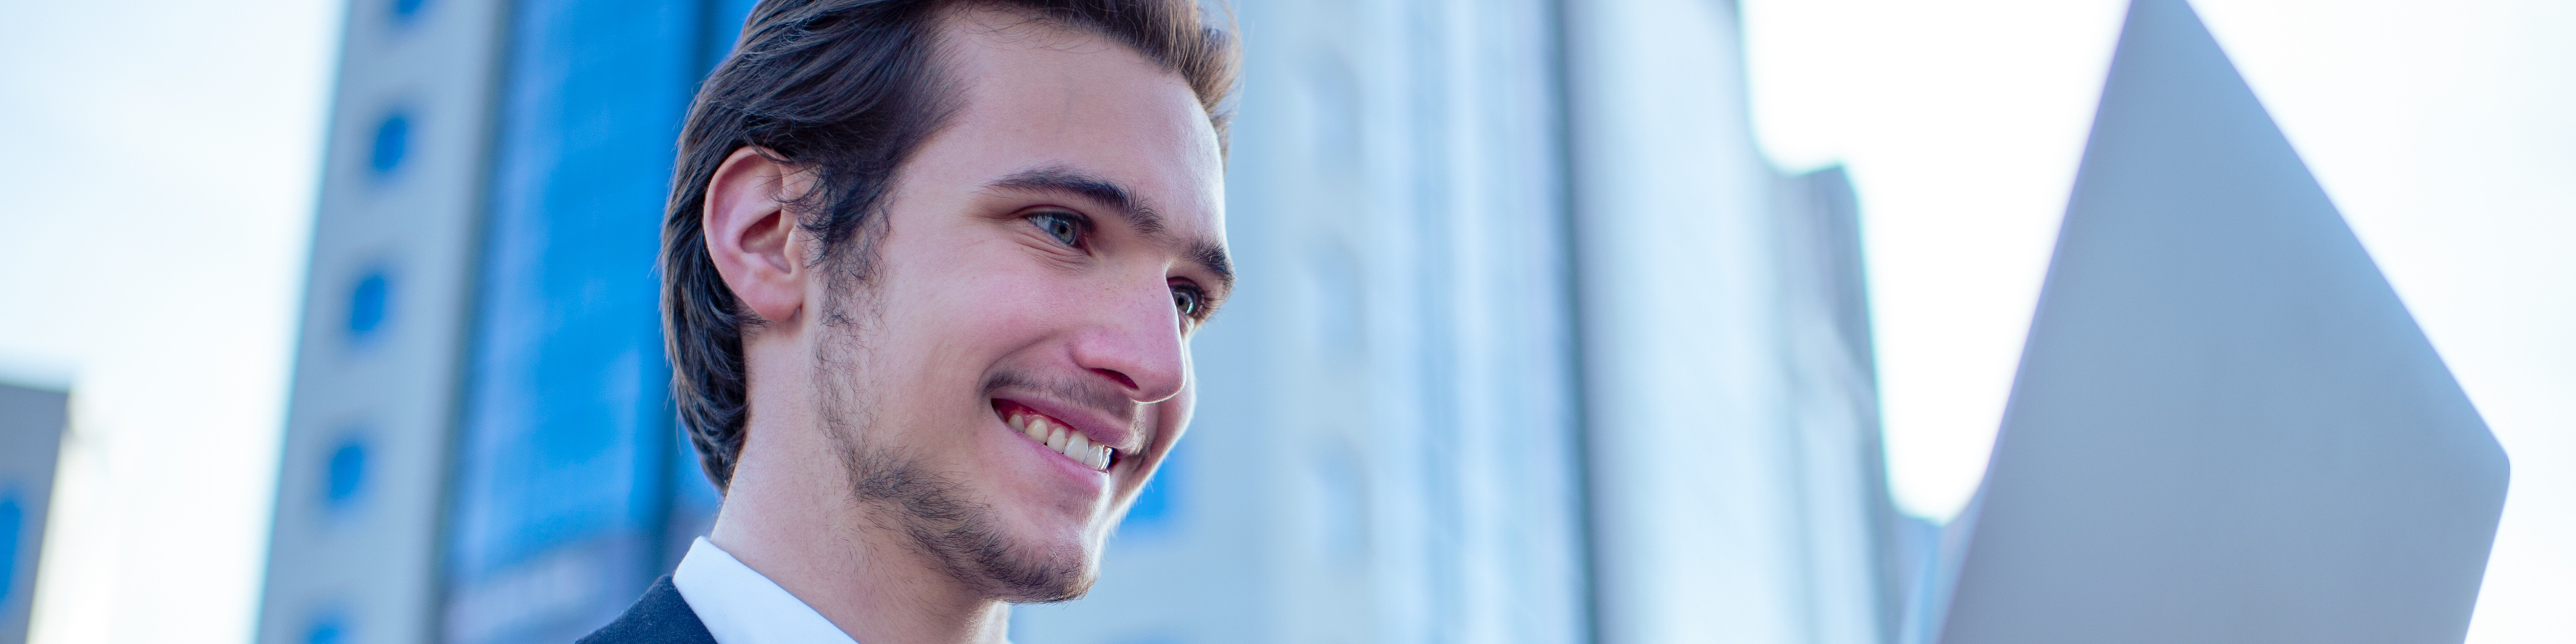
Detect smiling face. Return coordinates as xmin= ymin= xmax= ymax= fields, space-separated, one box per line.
xmin=796 ymin=12 xmax=1230 ymax=601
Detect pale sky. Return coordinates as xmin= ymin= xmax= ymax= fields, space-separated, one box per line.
xmin=0 ymin=1 xmax=338 ymax=643
xmin=0 ymin=1 xmax=2564 ymax=643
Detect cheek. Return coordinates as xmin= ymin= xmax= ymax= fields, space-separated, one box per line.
xmin=950 ymin=268 xmax=1083 ymax=350
xmin=885 ymin=243 xmax=1076 ymax=358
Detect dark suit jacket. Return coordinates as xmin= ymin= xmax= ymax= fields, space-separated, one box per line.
xmin=578 ymin=576 xmax=717 ymax=644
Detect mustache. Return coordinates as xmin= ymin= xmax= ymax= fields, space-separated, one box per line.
xmin=978 ymin=369 xmax=1139 ymax=425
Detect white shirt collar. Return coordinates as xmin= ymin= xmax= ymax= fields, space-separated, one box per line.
xmin=672 ymin=537 xmax=863 ymax=644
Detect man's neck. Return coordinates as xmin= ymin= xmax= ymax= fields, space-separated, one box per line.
xmin=709 ymin=438 xmax=1014 ymax=644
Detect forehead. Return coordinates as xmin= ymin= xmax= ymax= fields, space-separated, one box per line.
xmin=908 ymin=10 xmax=1227 ymax=231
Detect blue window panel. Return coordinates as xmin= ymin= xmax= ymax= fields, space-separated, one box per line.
xmin=345 ymin=267 xmax=391 ymax=345
xmin=390 ymin=0 xmax=429 ymax=22
xmin=367 ymin=112 xmax=409 ymax=178
xmin=445 ymin=0 xmax=713 ymax=641
xmin=304 ymin=610 xmax=346 ymax=644
xmin=443 ymin=0 xmax=761 ymax=639
xmin=700 ymin=0 xmax=763 ymax=70
xmin=1 ymin=490 xmax=19 ymax=606
xmin=324 ymin=431 xmax=368 ymax=513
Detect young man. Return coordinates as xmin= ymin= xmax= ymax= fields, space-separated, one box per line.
xmin=582 ymin=1 xmax=1238 ymax=643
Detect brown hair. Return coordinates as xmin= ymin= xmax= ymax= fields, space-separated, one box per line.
xmin=661 ymin=0 xmax=1239 ymax=492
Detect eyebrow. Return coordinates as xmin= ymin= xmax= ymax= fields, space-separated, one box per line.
xmin=1192 ymin=239 xmax=1234 ymax=290
xmin=991 ymin=166 xmax=1164 ymax=233
xmin=987 ymin=166 xmax=1235 ymax=290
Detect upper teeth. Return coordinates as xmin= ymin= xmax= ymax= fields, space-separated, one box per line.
xmin=1010 ymin=410 xmax=1111 ymax=471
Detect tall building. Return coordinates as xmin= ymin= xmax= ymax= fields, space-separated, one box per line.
xmin=258 ymin=1 xmax=1911 ymax=643
xmin=259 ymin=1 xmax=751 ymax=643
xmin=0 ymin=383 xmax=70 ymax=644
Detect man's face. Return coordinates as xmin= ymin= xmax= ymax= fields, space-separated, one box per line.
xmin=809 ymin=13 xmax=1228 ymax=601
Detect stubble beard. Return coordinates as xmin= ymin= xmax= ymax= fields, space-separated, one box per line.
xmin=810 ymin=283 xmax=1095 ymax=604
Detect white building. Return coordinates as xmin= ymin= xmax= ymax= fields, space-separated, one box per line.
xmin=1024 ymin=1 xmax=1913 ymax=642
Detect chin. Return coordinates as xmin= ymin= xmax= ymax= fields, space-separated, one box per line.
xmin=976 ymin=529 xmax=1104 ymax=603
xmin=974 ymin=468 xmax=1128 ymax=601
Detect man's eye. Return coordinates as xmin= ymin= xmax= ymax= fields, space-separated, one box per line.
xmin=1029 ymin=211 xmax=1083 ymax=247
xmin=1171 ymin=283 xmax=1205 ymax=321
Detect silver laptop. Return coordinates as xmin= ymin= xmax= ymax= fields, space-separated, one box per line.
xmin=1921 ymin=2 xmax=2509 ymax=643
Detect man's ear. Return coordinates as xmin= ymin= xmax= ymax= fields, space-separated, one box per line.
xmin=704 ymin=147 xmax=816 ymax=325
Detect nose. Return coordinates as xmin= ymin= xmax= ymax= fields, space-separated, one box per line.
xmin=1068 ymin=278 xmax=1189 ymax=404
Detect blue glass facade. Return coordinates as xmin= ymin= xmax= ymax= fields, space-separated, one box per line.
xmin=442 ymin=1 xmax=753 ymax=642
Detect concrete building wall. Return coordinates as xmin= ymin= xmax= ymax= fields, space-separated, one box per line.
xmin=1565 ymin=2 xmax=1903 ymax=643
xmin=1014 ymin=0 xmax=1591 ymax=641
xmin=258 ymin=1 xmax=507 ymax=643
xmin=1019 ymin=2 xmax=1906 ymax=643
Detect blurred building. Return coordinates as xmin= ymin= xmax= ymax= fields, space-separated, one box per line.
xmin=257 ymin=1 xmax=1913 ymax=643
xmin=1 ymin=383 xmax=68 ymax=644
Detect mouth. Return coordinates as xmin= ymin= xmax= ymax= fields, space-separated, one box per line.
xmin=996 ymin=400 xmax=1118 ymax=472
